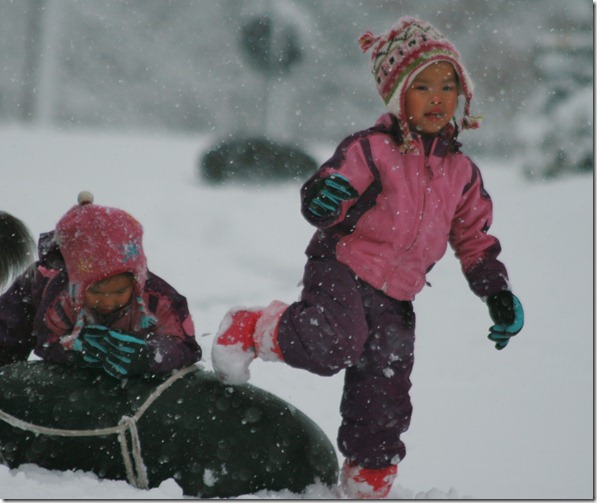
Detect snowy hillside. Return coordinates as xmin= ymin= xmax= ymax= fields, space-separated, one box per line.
xmin=0 ymin=126 xmax=593 ymax=499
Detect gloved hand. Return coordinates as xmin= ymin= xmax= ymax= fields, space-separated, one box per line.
xmin=78 ymin=325 xmax=153 ymax=379
xmin=486 ymin=291 xmax=524 ymax=350
xmin=305 ymin=174 xmax=358 ymax=218
xmin=71 ymin=327 xmax=104 ymax=366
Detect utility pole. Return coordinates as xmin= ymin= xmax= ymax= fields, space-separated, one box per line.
xmin=19 ymin=0 xmax=61 ymax=126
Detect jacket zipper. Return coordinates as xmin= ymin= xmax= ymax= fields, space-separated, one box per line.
xmin=381 ymin=137 xmax=437 ymax=292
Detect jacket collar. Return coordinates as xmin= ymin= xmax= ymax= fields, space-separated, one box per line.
xmin=373 ymin=113 xmax=462 ymax=157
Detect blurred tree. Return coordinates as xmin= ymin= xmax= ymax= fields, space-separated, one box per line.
xmin=0 ymin=0 xmax=591 ymax=168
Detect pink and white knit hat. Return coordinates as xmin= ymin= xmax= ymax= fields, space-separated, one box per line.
xmin=55 ymin=192 xmax=155 ymax=332
xmin=359 ymin=16 xmax=481 ymax=152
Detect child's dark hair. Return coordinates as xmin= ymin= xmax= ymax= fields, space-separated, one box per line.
xmin=0 ymin=211 xmax=35 ymax=289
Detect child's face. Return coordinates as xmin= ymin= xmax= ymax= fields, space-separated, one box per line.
xmin=404 ymin=61 xmax=458 ymax=135
xmin=83 ymin=273 xmax=134 ymax=315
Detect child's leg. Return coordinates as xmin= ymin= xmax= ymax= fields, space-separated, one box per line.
xmin=212 ymin=257 xmax=368 ymax=383
xmin=337 ymin=290 xmax=415 ymax=470
xmin=277 ymin=257 xmax=370 ymax=376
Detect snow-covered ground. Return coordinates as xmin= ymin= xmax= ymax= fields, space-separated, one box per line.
xmin=0 ymin=126 xmax=593 ymax=499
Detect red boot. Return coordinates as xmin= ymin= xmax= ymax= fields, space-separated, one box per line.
xmin=212 ymin=301 xmax=287 ymax=384
xmin=340 ymin=459 xmax=398 ymax=499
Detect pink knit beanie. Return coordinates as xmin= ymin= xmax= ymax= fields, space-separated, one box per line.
xmin=359 ymin=16 xmax=481 ymax=152
xmin=55 ymin=192 xmax=152 ymax=328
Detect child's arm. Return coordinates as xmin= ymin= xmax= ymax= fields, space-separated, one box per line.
xmin=41 ymin=314 xmax=199 ymax=378
xmin=301 ymin=136 xmax=376 ymax=227
xmin=78 ymin=294 xmax=201 ymax=378
xmin=74 ymin=323 xmax=200 ymax=379
xmin=449 ymin=162 xmax=509 ymax=298
xmin=37 ymin=276 xmax=201 ymax=375
xmin=449 ymin=162 xmax=524 ymax=348
xmin=146 ymin=328 xmax=200 ymax=373
xmin=303 ymin=174 xmax=358 ymax=219
xmin=141 ymin=277 xmax=201 ymax=373
xmin=0 ymin=265 xmax=39 ymax=366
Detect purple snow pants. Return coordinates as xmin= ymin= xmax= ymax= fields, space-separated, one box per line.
xmin=277 ymin=257 xmax=415 ymax=469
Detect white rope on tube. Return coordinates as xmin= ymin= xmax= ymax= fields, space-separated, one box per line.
xmin=0 ymin=364 xmax=198 ymax=489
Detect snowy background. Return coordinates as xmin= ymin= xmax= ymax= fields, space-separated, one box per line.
xmin=0 ymin=125 xmax=593 ymax=499
xmin=0 ymin=0 xmax=592 ymax=162
xmin=0 ymin=0 xmax=593 ymax=499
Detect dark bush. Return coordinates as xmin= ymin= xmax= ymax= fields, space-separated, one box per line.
xmin=200 ymin=136 xmax=318 ymax=185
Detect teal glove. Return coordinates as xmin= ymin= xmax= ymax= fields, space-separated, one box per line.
xmin=487 ymin=291 xmax=524 ymax=350
xmin=305 ymin=174 xmax=358 ymax=218
xmin=79 ymin=325 xmax=153 ymax=379
xmin=71 ymin=329 xmax=103 ymax=366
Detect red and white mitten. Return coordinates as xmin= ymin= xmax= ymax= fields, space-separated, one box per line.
xmin=340 ymin=459 xmax=398 ymax=499
xmin=211 ymin=301 xmax=287 ymax=384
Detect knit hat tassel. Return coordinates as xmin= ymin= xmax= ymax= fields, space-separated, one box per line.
xmin=399 ymin=124 xmax=419 ymax=154
xmin=462 ymin=114 xmax=482 ymax=130
xmin=137 ymin=295 xmax=156 ymax=329
xmin=59 ymin=308 xmax=86 ymax=349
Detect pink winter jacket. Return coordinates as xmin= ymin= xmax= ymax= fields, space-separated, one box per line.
xmin=302 ymin=113 xmax=509 ymax=301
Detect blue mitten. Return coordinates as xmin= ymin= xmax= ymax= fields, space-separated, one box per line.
xmin=102 ymin=329 xmax=153 ymax=379
xmin=487 ymin=291 xmax=524 ymax=350
xmin=305 ymin=174 xmax=358 ymax=218
xmin=79 ymin=325 xmax=153 ymax=379
xmin=74 ymin=325 xmax=109 ymax=365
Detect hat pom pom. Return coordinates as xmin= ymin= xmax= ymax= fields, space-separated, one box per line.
xmin=358 ymin=31 xmax=378 ymax=53
xmin=77 ymin=191 xmax=94 ymax=206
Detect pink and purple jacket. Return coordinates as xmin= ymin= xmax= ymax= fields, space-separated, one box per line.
xmin=301 ymin=113 xmax=509 ymax=301
xmin=0 ymin=232 xmax=201 ymax=370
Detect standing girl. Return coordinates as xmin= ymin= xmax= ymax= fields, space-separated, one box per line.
xmin=212 ymin=16 xmax=524 ymax=498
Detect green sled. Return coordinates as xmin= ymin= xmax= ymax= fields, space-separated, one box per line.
xmin=0 ymin=361 xmax=338 ymax=497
